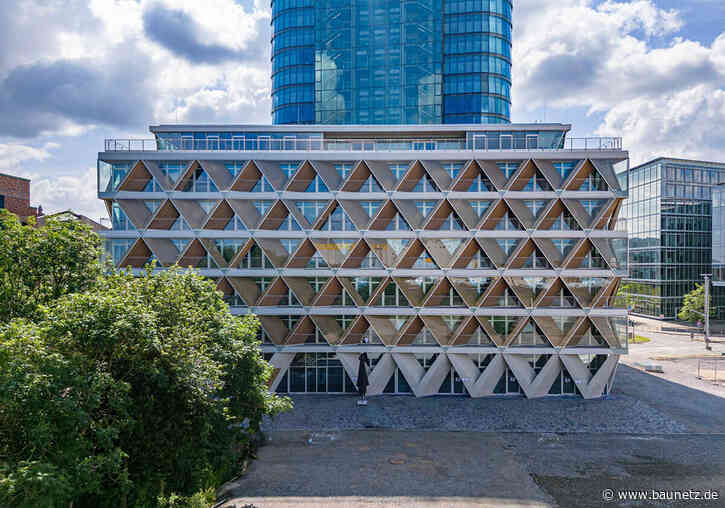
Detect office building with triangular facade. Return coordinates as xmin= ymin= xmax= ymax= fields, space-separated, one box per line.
xmin=99 ymin=124 xmax=629 ymax=398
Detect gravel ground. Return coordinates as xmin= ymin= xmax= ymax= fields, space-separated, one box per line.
xmin=262 ymin=391 xmax=688 ymax=434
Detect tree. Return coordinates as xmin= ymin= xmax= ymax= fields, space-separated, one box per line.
xmin=0 ymin=268 xmax=291 ymax=507
xmin=0 ymin=210 xmax=103 ymax=323
xmin=678 ymin=283 xmax=715 ymax=323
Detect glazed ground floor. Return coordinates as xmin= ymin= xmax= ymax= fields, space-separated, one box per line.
xmin=263 ymin=349 xmax=621 ymax=399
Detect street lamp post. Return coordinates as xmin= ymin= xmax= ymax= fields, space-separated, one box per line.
xmin=702 ymin=273 xmax=712 ymax=352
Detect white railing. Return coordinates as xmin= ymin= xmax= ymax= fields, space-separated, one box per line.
xmin=104 ymin=136 xmax=623 ymax=153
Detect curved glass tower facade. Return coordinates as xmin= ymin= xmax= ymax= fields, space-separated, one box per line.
xmin=271 ymin=0 xmax=512 ymax=125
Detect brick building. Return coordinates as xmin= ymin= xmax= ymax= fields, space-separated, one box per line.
xmin=0 ymin=173 xmax=40 ymax=222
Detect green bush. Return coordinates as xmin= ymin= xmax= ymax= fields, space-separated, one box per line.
xmin=0 ymin=210 xmax=104 ymax=323
xmin=0 ymin=268 xmax=291 ymax=507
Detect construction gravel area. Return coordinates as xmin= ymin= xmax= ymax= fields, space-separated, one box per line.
xmin=261 ymin=388 xmax=687 ymax=435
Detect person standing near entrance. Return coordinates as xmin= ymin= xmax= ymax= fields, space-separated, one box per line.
xmin=357 ymin=352 xmax=370 ymax=404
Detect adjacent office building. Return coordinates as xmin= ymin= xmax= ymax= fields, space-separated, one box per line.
xmin=98 ymin=125 xmax=628 ymax=398
xmin=619 ymin=158 xmax=725 ymax=319
xmin=711 ymin=184 xmax=725 ymax=299
xmin=272 ymin=0 xmax=511 ymax=124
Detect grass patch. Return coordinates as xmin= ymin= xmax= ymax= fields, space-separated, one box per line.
xmin=630 ymin=335 xmax=651 ymax=344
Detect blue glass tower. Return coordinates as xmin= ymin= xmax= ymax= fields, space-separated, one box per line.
xmin=271 ymin=0 xmax=512 ymax=125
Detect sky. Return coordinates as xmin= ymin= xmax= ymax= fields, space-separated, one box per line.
xmin=0 ymin=0 xmax=723 ymax=222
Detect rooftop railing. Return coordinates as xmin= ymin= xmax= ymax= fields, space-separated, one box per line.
xmin=103 ymin=136 xmax=622 ymax=153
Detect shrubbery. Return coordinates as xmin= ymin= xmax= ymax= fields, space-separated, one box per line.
xmin=0 ymin=211 xmax=291 ymax=507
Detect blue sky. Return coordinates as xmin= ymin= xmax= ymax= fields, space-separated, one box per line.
xmin=0 ymin=0 xmax=723 ymax=221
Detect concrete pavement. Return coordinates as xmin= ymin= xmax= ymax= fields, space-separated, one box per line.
xmin=219 ymin=327 xmax=725 ymax=508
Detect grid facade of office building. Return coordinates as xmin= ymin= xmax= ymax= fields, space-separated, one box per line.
xmin=711 ymin=185 xmax=725 ymax=313
xmin=99 ymin=124 xmax=628 ymax=398
xmin=620 ymin=158 xmax=725 ymax=319
xmin=271 ymin=0 xmax=512 ymax=125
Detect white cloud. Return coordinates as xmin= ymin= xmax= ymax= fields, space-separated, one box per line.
xmin=1 ymin=0 xmax=725 ymax=220
xmin=513 ymin=0 xmax=725 ymax=163
xmin=0 ymin=143 xmax=52 ymax=171
xmin=597 ymin=85 xmax=725 ymax=165
xmin=30 ymin=166 xmax=107 ymax=220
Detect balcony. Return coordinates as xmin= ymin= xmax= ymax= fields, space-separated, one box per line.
xmin=103 ymin=136 xmax=623 ymax=153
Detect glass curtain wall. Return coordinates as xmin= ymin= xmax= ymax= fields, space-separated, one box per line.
xmin=622 ymin=159 xmax=725 ymax=318
xmin=271 ymin=0 xmax=512 ymax=125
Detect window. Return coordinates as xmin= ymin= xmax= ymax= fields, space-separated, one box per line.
xmin=523 ymin=200 xmax=548 ymax=218
xmin=111 ymin=239 xmax=135 ymax=265
xmin=488 ymin=316 xmax=517 ymax=339
xmin=353 ymin=277 xmax=382 ymax=302
xmin=581 ymin=200 xmax=607 ymax=218
xmin=440 ymin=287 xmax=465 ymax=307
xmin=183 ymin=168 xmax=218 ymax=192
xmin=296 ymin=200 xmax=328 ymax=224
xmin=497 ymin=162 xmax=519 ymax=179
xmin=239 ymin=244 xmax=274 ymax=269
xmin=438 ymin=211 xmax=466 ymax=231
xmin=412 ymin=174 xmax=439 ymax=192
xmin=550 ymin=209 xmax=580 ymax=230
xmin=495 ymin=211 xmax=522 ymax=231
xmin=307 ymin=251 xmax=328 ymax=268
xmin=470 ymin=200 xmax=492 ymax=218
xmin=159 ymin=161 xmax=184 ymax=184
xmin=277 ymin=214 xmax=302 ymax=231
xmin=444 ymin=162 xmax=464 ymax=180
xmin=335 ymin=163 xmax=354 ymax=181
xmin=320 ymin=206 xmax=356 ymax=231
xmin=251 ymin=176 xmax=275 ymax=192
xmin=553 ymin=161 xmax=579 ymax=182
xmin=171 ymin=239 xmax=189 ymax=254
xmin=254 ymin=200 xmax=274 ymax=217
xmin=497 ymin=239 xmax=519 ymax=257
xmin=581 ymin=247 xmax=608 ymax=269
xmin=385 ymin=214 xmax=411 ymax=231
xmin=170 ymin=216 xmax=191 ymax=231
xmin=467 ymin=173 xmax=495 ymax=191
xmin=280 ymin=353 xmax=356 ymax=394
xmin=513 ymin=322 xmax=548 ymax=346
xmin=223 ymin=292 xmax=246 ymax=308
xmin=111 ymin=203 xmax=135 ymax=230
xmin=224 ymin=216 xmax=247 ymax=231
xmin=280 ymin=239 xmax=301 ymax=257
xmin=108 ymin=162 xmax=132 ymax=191
xmin=496 ymin=288 xmax=520 ymax=307
xmin=306 ymin=277 xmax=329 ymax=295
xmin=215 ymin=239 xmax=244 ymax=263
xmin=522 ymin=171 xmax=553 ymax=192
xmin=281 ymin=162 xmax=300 ymax=178
xmin=360 ymin=201 xmax=383 ymax=219
xmin=224 ymin=161 xmax=247 ymax=179
xmin=375 ymin=283 xmax=408 ymax=306
xmin=521 ymin=248 xmax=550 ymax=269
xmin=195 ymin=252 xmax=218 ymax=269
xmin=144 ymin=176 xmax=163 ymax=192
xmin=304 ymin=175 xmax=328 ymax=192
xmin=144 ymin=200 xmax=162 ymax=214
xmin=389 ymin=163 xmax=408 ymax=181
xmin=414 ymin=200 xmax=437 ymax=218
xmin=359 ymin=174 xmax=383 ymax=192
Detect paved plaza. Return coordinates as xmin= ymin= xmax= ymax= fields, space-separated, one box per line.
xmin=220 ymin=330 xmax=725 ymax=508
